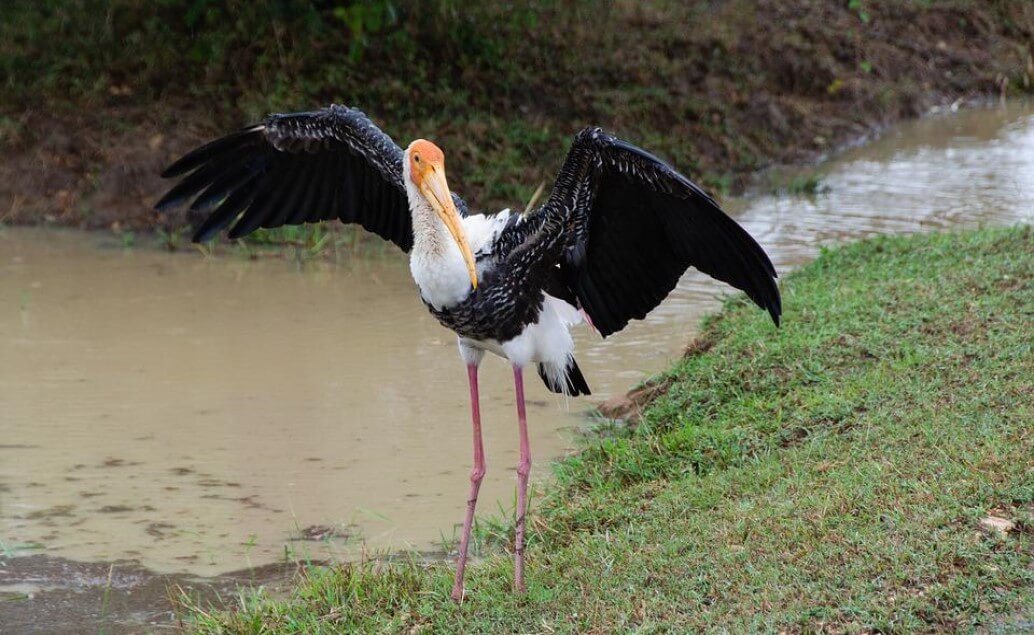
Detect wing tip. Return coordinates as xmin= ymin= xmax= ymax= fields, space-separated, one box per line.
xmin=159 ymin=124 xmax=266 ymax=179
xmin=153 ymin=192 xmax=181 ymax=212
xmin=756 ymin=272 xmax=782 ymax=328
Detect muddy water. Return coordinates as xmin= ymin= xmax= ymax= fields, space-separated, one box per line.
xmin=2 ymin=103 xmax=1033 ymax=593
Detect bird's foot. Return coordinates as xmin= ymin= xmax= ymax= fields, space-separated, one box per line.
xmin=450 ymin=584 xmax=465 ymax=603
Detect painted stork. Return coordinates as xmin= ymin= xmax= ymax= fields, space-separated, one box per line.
xmin=156 ymin=104 xmax=781 ymax=601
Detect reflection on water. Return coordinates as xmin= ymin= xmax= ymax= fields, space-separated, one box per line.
xmin=1 ymin=102 xmax=1032 ymax=576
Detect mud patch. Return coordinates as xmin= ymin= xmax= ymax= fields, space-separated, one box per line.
xmin=597 ymin=377 xmax=674 ymax=423
xmin=293 ymin=524 xmax=356 ymax=542
xmin=97 ymin=505 xmax=141 ymax=514
xmin=0 ymin=555 xmax=301 ymax=634
xmin=23 ymin=505 xmax=76 ymax=521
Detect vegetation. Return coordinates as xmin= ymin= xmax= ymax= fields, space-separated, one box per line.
xmin=3 ymin=3 xmax=1030 ymax=629
xmin=2 ymin=1 xmax=1032 ymax=232
xmin=180 ymin=226 xmax=1034 ymax=632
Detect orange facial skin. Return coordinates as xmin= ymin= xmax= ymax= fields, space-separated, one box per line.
xmin=408 ymin=139 xmax=445 ymax=188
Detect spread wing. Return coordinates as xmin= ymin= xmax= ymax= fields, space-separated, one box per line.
xmin=157 ymin=104 xmax=432 ymax=250
xmin=538 ymin=127 xmax=781 ymax=336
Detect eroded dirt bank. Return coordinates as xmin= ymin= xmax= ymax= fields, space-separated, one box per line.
xmin=1 ymin=1 xmax=1032 ymax=235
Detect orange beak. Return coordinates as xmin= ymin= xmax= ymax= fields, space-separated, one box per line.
xmin=418 ymin=163 xmax=478 ymax=289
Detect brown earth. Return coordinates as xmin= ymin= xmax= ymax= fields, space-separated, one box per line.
xmin=0 ymin=555 xmax=300 ymax=633
xmin=1 ymin=1 xmax=1032 ymax=238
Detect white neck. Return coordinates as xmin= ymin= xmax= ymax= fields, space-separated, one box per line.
xmin=404 ymin=159 xmax=473 ymax=310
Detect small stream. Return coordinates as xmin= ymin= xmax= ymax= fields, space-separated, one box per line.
xmin=1 ymin=102 xmax=1032 ymax=631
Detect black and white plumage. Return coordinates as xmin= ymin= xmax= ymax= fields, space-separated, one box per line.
xmin=159 ymin=106 xmax=466 ymax=249
xmin=157 ymin=103 xmax=781 ymax=600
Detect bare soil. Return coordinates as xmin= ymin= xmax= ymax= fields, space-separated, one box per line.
xmin=0 ymin=555 xmax=300 ymax=633
xmin=1 ymin=1 xmax=1032 ymax=236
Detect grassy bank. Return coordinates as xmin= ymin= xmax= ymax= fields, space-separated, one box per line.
xmin=2 ymin=1 xmax=1032 ymax=235
xmin=181 ymin=226 xmax=1033 ymax=632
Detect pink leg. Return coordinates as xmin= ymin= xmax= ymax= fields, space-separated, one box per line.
xmin=513 ymin=365 xmax=531 ymax=594
xmin=451 ymin=363 xmax=485 ymax=602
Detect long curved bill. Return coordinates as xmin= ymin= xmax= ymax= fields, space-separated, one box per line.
xmin=419 ymin=166 xmax=478 ymax=289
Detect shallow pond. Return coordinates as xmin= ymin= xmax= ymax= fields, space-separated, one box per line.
xmin=1 ymin=103 xmax=1032 ymax=627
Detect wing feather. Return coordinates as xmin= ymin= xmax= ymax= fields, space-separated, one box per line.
xmin=155 ymin=147 xmax=254 ymax=211
xmin=161 ymin=126 xmax=264 ymax=178
xmin=307 ymin=153 xmax=338 ymax=223
xmin=192 ymin=178 xmax=259 ymax=243
xmin=257 ymin=159 xmax=303 ymax=230
xmin=156 ymin=105 xmax=444 ymax=252
xmin=288 ymin=158 xmax=324 ymax=225
xmin=189 ymin=159 xmax=262 ymax=213
xmin=535 ymin=127 xmax=781 ymax=336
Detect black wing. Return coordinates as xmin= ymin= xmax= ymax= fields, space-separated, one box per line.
xmin=157 ymin=104 xmax=425 ymax=250
xmin=539 ymin=127 xmax=781 ymax=336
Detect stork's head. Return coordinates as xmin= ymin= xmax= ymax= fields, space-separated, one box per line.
xmin=406 ymin=139 xmax=477 ymax=289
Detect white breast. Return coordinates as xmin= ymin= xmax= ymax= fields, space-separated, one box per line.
xmin=410 ymin=248 xmax=472 ymax=309
xmin=409 ymin=208 xmax=516 ymax=310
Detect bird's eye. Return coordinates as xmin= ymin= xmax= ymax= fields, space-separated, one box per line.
xmin=414 ymin=154 xmax=421 ymax=163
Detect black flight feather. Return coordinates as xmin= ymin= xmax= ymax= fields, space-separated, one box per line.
xmin=155 ymin=105 xmax=462 ymax=252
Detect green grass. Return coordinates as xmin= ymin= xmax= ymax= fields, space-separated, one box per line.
xmin=180 ymin=226 xmax=1033 ymax=632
